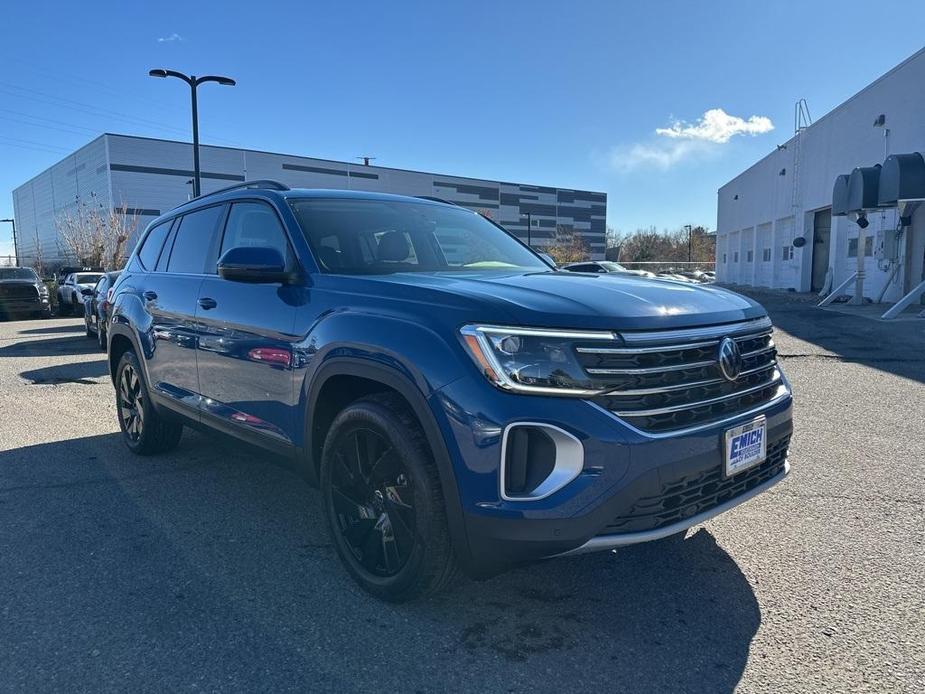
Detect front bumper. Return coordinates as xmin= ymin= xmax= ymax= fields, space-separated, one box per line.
xmin=432 ymin=375 xmax=793 ymax=577
xmin=0 ymin=298 xmax=49 ymax=315
xmin=559 ymin=460 xmax=789 ymax=555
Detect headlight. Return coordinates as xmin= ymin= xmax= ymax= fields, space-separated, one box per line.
xmin=459 ymin=324 xmax=616 ymax=396
xmin=37 ymin=285 xmax=49 ymax=297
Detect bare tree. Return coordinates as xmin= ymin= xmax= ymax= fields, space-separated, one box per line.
xmin=30 ymin=228 xmax=47 ymax=277
xmin=545 ymin=226 xmax=591 ymax=265
xmin=57 ymin=194 xmax=137 ymax=270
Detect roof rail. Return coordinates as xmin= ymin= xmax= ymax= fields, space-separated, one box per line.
xmin=196 ymin=179 xmax=290 ymax=201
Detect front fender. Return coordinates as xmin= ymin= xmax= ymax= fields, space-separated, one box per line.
xmin=297 ymin=309 xmax=469 ymax=399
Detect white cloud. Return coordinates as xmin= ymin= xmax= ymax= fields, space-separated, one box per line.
xmin=602 ymin=107 xmax=774 ymax=173
xmin=605 ymin=139 xmax=712 ymax=173
xmin=157 ymin=33 xmax=183 ymax=43
xmin=655 ymin=108 xmax=774 ymax=144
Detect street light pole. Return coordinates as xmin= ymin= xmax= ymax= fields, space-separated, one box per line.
xmin=684 ymin=224 xmax=693 ymax=263
xmin=148 ymin=69 xmax=236 ymax=197
xmin=1 ymin=218 xmax=16 ymax=265
xmin=521 ymin=212 xmax=533 ymax=247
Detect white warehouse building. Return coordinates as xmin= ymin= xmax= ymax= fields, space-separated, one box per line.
xmin=716 ymin=47 xmax=925 ymax=310
xmin=11 ymin=134 xmax=607 ymax=266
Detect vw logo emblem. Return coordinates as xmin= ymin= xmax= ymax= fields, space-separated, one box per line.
xmin=718 ymin=337 xmax=743 ymax=381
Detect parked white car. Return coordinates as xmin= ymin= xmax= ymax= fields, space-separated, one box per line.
xmin=57 ymin=272 xmax=103 ymax=315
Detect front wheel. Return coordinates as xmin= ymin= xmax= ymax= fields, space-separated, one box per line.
xmin=320 ymin=393 xmax=457 ymax=602
xmin=98 ymin=326 xmax=106 ymax=351
xmin=115 ymin=350 xmax=183 ymax=455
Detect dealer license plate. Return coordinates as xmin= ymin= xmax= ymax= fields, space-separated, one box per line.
xmin=724 ymin=417 xmax=767 ymax=476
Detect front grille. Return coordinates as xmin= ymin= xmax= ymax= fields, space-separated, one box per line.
xmin=0 ymin=284 xmax=39 ymax=300
xmin=578 ymin=317 xmax=786 ymax=433
xmin=600 ymin=435 xmax=790 ymax=535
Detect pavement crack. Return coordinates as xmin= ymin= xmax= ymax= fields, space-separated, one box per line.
xmin=775 ymin=488 xmax=923 ymax=506
xmin=777 ymin=353 xmax=924 ymax=364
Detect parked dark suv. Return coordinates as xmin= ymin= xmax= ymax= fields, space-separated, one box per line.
xmin=0 ymin=267 xmax=51 ymax=319
xmin=108 ymin=181 xmax=792 ymax=601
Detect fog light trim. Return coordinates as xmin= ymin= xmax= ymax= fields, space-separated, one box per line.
xmin=499 ymin=422 xmax=584 ymax=501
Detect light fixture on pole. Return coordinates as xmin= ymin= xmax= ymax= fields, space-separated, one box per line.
xmin=148 ymin=69 xmax=236 ymax=197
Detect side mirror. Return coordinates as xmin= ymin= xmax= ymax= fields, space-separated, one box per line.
xmin=80 ymin=287 xmax=94 ymax=296
xmin=792 ymin=236 xmax=807 ymax=248
xmin=217 ymin=246 xmax=292 ymax=284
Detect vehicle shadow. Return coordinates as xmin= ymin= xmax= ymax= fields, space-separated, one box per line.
xmin=18 ymin=323 xmax=85 ymax=336
xmin=19 ymin=358 xmax=108 ymax=384
xmin=731 ymin=287 xmax=925 ymax=384
xmin=0 ymin=334 xmax=100 ymax=359
xmin=0 ymin=431 xmax=760 ymax=692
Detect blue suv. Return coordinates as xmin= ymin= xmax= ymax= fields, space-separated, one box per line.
xmin=108 ymin=181 xmax=792 ymax=601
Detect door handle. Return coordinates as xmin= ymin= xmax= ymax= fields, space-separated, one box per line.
xmin=143 ymin=291 xmax=158 ymax=301
xmin=198 ymin=297 xmax=218 ymax=310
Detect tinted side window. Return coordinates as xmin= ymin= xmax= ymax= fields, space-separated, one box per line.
xmin=220 ymin=202 xmax=292 ymax=266
xmin=167 ymin=206 xmax=225 ymax=274
xmin=137 ymin=221 xmax=172 ymax=270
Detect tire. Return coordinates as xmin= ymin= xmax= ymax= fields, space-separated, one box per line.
xmin=98 ymin=326 xmax=107 ymax=351
xmin=115 ymin=350 xmax=183 ymax=455
xmin=57 ymin=294 xmax=70 ymax=315
xmin=320 ymin=393 xmax=457 ymax=602
xmin=85 ymin=317 xmax=94 ymax=338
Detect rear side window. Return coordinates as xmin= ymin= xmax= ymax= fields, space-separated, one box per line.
xmin=220 ymin=202 xmax=293 ymax=267
xmin=137 ymin=221 xmax=171 ymax=270
xmin=166 ymin=206 xmax=225 ymax=274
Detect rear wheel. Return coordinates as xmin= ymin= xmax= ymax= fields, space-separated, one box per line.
xmin=320 ymin=393 xmax=457 ymax=602
xmin=115 ymin=350 xmax=183 ymax=455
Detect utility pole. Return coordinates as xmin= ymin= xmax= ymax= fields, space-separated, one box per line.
xmin=684 ymin=224 xmax=693 ymax=263
xmin=149 ymin=69 xmax=236 ymax=197
xmin=1 ymin=218 xmax=16 ymax=265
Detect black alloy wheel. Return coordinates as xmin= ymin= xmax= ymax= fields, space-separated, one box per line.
xmin=329 ymin=426 xmax=416 ymax=577
xmin=320 ymin=394 xmax=457 ymax=601
xmin=114 ymin=350 xmax=183 ymax=455
xmin=118 ymin=363 xmax=145 ymax=443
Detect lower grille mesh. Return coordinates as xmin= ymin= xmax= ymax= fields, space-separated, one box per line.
xmin=600 ymin=436 xmax=790 ymax=535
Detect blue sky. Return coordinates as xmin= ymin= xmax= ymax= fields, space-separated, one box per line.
xmin=2 ymin=0 xmax=925 ymax=258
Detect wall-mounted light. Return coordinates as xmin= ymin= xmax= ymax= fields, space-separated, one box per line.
xmin=873 ymin=114 xmax=886 ymax=128
xmin=779 ymin=168 xmax=786 ymax=176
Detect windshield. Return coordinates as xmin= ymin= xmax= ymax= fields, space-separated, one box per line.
xmin=289 ymin=198 xmax=549 ymax=274
xmin=0 ymin=268 xmax=38 ymax=281
xmin=75 ymin=273 xmax=103 ymax=284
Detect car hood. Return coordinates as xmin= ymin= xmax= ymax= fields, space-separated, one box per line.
xmin=357 ymin=270 xmax=764 ymax=330
xmin=0 ymin=279 xmax=40 ymax=287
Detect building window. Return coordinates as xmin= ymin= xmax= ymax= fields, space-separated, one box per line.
xmin=733 ymin=251 xmax=739 ymax=263
xmin=864 ymin=236 xmax=873 ymax=257
xmin=722 ymin=253 xmax=727 ymax=264
xmin=746 ymin=250 xmax=753 ymax=263
xmin=762 ymin=248 xmax=771 ymax=262
xmin=848 ymin=238 xmax=858 ymax=258
xmin=781 ymin=246 xmax=793 ymax=261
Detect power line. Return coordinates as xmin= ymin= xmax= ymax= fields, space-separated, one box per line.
xmin=0 ymin=81 xmax=244 ymax=147
xmin=0 ymin=135 xmax=72 ymax=155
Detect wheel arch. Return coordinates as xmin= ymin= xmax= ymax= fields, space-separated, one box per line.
xmin=305 ymin=358 xmax=473 ymax=567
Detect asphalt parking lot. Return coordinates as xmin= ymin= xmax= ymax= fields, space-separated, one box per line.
xmin=0 ymin=290 xmax=922 ymax=693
